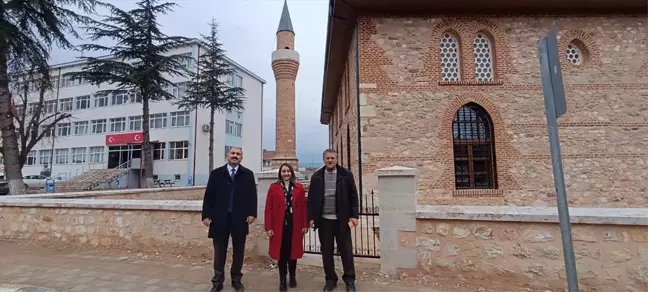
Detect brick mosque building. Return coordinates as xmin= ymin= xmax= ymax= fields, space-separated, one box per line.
xmin=319 ymin=1 xmax=647 ymax=207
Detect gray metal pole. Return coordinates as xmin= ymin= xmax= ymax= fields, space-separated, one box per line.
xmin=538 ymin=38 xmax=579 ymax=292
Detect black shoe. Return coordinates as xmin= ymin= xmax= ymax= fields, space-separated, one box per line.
xmin=279 ymin=281 xmax=287 ymax=292
xmin=323 ymin=282 xmax=337 ymax=292
xmin=346 ymin=282 xmax=356 ymax=292
xmin=209 ymin=284 xmax=223 ymax=292
xmin=289 ymin=274 xmax=297 ymax=288
xmin=232 ymin=281 xmax=245 ymax=292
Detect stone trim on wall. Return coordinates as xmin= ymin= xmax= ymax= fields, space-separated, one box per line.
xmin=0 ymin=186 xmax=206 ymax=200
xmin=0 ymin=198 xmax=201 ymax=211
xmin=416 ymin=205 xmax=648 ymax=226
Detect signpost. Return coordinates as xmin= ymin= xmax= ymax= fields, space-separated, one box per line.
xmin=537 ymin=23 xmax=579 ymax=292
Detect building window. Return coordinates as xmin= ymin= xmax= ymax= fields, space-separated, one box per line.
xmin=94 ymin=94 xmax=108 ymax=108
xmin=452 ymin=103 xmax=497 ymax=189
xmin=171 ymin=111 xmax=190 ymax=127
xmin=227 ymin=74 xmax=243 ymax=87
xmin=73 ymin=121 xmax=88 ymax=135
xmin=60 ymin=75 xmax=75 ymax=87
xmin=128 ymin=90 xmax=142 ymax=103
xmin=43 ymin=100 xmax=57 ymax=114
xmin=40 ymin=124 xmax=54 ymax=137
xmin=57 ymin=122 xmax=71 ymax=137
xmin=566 ymin=41 xmax=583 ymax=65
xmin=440 ymin=33 xmax=461 ymax=82
xmin=129 ymin=115 xmax=143 ymax=131
xmin=55 ymin=148 xmax=69 ymax=164
xmin=88 ymin=146 xmax=104 ymax=163
xmin=152 ymin=142 xmax=165 ymax=160
xmin=71 ymin=147 xmax=86 ymax=164
xmin=473 ymin=33 xmax=494 ymax=82
xmin=59 ymin=98 xmax=73 ymax=112
xmin=150 ymin=113 xmax=167 ymax=129
xmin=169 ymin=141 xmax=189 ymax=160
xmin=91 ymin=119 xmax=107 ymax=134
xmin=224 ymin=145 xmax=234 ymax=158
xmin=39 ymin=149 xmax=52 ymax=165
xmin=111 ymin=91 xmax=128 ymax=105
xmin=225 ymin=120 xmax=243 ymax=137
xmin=75 ymin=95 xmax=91 ymax=110
xmin=26 ymin=151 xmax=36 ymax=166
xmin=109 ymin=117 xmax=127 ymax=132
xmin=170 ymin=83 xmax=186 ymax=98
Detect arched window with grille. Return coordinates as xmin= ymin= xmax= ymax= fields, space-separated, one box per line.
xmin=452 ymin=103 xmax=497 ymax=189
xmin=440 ymin=32 xmax=461 ymax=82
xmin=473 ymin=33 xmax=494 ymax=82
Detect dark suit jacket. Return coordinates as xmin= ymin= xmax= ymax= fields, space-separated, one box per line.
xmin=202 ymin=164 xmax=257 ymax=238
xmin=307 ymin=164 xmax=359 ymax=231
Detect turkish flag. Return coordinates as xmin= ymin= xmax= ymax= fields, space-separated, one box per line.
xmin=105 ymin=132 xmax=144 ymax=145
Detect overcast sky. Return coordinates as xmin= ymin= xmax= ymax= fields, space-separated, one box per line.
xmin=49 ymin=0 xmax=330 ymax=164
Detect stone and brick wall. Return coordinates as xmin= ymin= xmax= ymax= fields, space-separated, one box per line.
xmin=327 ymin=15 xmax=647 ymax=207
xmin=9 ymin=186 xmax=205 ymax=201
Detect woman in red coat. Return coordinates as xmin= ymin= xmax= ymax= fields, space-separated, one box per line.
xmin=264 ymin=163 xmax=308 ymax=292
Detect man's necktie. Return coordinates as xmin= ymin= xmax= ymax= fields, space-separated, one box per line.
xmin=228 ymin=168 xmax=236 ymax=213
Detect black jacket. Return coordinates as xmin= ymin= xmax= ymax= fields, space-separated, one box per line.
xmin=202 ymin=164 xmax=257 ymax=238
xmin=307 ymin=164 xmax=359 ymax=230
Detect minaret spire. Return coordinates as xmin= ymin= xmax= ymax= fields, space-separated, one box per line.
xmin=277 ymin=0 xmax=294 ymax=34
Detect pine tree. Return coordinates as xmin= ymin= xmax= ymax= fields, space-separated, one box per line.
xmin=64 ymin=0 xmax=191 ymax=188
xmin=0 ymin=0 xmax=102 ymax=194
xmin=175 ymin=20 xmax=245 ymax=171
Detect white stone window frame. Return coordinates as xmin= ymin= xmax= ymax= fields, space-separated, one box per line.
xmin=57 ymin=122 xmax=71 ymax=137
xmin=26 ymin=151 xmax=37 ymax=166
xmin=169 ymin=141 xmax=189 ymax=160
xmin=71 ymin=147 xmax=87 ymax=164
xmin=473 ymin=33 xmax=495 ymax=82
xmin=54 ymin=148 xmax=69 ymax=164
xmin=91 ymin=119 xmax=107 ymax=134
xmin=129 ymin=115 xmax=143 ymax=131
xmin=88 ymin=146 xmax=105 ymax=163
xmin=73 ymin=121 xmax=88 ymax=136
xmin=39 ymin=150 xmax=52 ymax=165
xmin=171 ymin=111 xmax=190 ymax=127
xmin=150 ymin=113 xmax=168 ymax=129
xmin=439 ymin=32 xmax=462 ymax=82
xmin=109 ymin=117 xmax=127 ymax=132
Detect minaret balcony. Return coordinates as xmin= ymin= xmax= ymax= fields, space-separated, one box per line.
xmin=272 ymin=49 xmax=300 ymax=63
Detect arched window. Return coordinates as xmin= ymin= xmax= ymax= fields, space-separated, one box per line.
xmin=452 ymin=103 xmax=497 ymax=189
xmin=565 ymin=40 xmax=586 ymax=65
xmin=440 ymin=33 xmax=461 ymax=82
xmin=473 ymin=33 xmax=494 ymax=81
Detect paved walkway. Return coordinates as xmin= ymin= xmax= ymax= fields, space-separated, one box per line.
xmin=0 ymin=242 xmax=438 ymax=292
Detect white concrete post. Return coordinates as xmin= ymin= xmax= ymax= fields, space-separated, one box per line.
xmin=376 ymin=166 xmax=418 ymax=275
xmin=255 ymin=169 xmax=278 ymax=258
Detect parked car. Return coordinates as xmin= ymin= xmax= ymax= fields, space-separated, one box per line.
xmin=0 ymin=178 xmax=9 ymax=196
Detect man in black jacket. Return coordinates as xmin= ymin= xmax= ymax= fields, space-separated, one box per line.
xmin=202 ymin=147 xmax=257 ymax=292
xmin=308 ymin=149 xmax=359 ymax=292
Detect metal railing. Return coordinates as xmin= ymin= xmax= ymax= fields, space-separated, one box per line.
xmin=64 ymin=161 xmax=129 ymax=190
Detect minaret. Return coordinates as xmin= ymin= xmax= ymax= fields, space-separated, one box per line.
xmin=271 ymin=0 xmax=299 ymax=169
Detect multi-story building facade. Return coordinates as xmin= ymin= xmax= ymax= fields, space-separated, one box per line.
xmin=320 ymin=1 xmax=646 ymax=208
xmin=7 ymin=39 xmax=266 ymax=187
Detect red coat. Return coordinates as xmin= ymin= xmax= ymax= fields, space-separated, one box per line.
xmin=264 ymin=182 xmax=308 ymax=261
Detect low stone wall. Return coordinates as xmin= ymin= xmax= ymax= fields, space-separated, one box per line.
xmin=1 ymin=186 xmax=205 ymax=201
xmin=376 ymin=166 xmax=648 ymax=292
xmin=0 ymin=198 xmax=263 ymax=262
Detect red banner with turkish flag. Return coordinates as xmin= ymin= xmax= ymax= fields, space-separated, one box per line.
xmin=105 ymin=132 xmax=144 ymax=145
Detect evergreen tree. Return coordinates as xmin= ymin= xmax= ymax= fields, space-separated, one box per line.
xmin=65 ymin=0 xmax=191 ymax=188
xmin=175 ymin=20 xmax=245 ymax=171
xmin=0 ymin=0 xmax=101 ymax=194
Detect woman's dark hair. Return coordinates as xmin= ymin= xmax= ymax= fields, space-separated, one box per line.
xmin=276 ymin=163 xmax=296 ymax=184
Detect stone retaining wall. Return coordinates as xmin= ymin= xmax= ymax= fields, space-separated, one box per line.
xmin=0 ymin=199 xmax=263 ymax=262
xmin=376 ymin=166 xmax=648 ymax=292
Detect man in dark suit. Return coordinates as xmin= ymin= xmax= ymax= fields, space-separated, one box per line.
xmin=202 ymin=147 xmax=257 ymax=292
xmin=308 ymin=149 xmax=359 ymax=292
